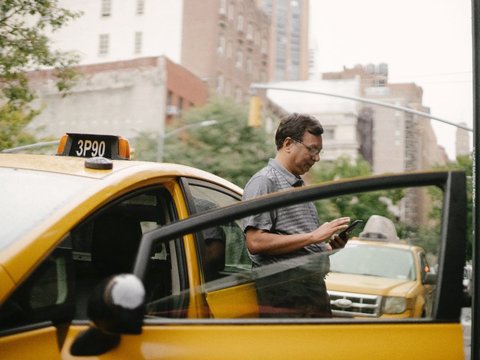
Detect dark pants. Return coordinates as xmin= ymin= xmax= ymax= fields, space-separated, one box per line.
xmin=255 ymin=266 xmax=332 ymax=318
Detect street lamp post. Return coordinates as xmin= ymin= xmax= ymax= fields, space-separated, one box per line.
xmin=156 ymin=119 xmax=218 ymax=162
xmin=250 ymin=83 xmax=473 ymax=132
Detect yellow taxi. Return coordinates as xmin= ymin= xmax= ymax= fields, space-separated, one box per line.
xmin=0 ymin=133 xmax=469 ymax=359
xmin=327 ymin=231 xmax=435 ymax=318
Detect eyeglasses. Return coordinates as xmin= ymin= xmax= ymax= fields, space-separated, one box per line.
xmin=292 ymin=139 xmax=323 ymax=156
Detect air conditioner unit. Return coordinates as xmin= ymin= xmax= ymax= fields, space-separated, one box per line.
xmin=166 ymin=105 xmax=179 ymax=116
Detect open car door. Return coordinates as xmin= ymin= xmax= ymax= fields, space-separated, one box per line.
xmin=66 ymin=171 xmax=467 ymax=360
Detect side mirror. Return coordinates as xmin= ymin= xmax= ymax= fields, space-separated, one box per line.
xmin=70 ymin=274 xmax=145 ymax=356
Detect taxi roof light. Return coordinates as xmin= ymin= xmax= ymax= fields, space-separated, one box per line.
xmin=118 ymin=137 xmax=130 ymax=160
xmin=56 ymin=134 xmax=69 ymax=156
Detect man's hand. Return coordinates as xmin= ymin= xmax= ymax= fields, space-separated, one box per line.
xmin=310 ymin=217 xmax=350 ymax=245
xmin=329 ymin=234 xmax=348 ymax=250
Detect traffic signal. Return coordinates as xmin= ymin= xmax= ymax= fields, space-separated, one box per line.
xmin=248 ymin=96 xmax=261 ymax=127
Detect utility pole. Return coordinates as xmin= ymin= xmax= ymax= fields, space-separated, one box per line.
xmin=250 ymin=83 xmax=473 ymax=132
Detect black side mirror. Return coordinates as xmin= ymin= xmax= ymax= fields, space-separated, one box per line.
xmin=70 ymin=274 xmax=145 ymax=356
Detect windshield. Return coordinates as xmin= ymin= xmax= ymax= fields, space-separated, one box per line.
xmin=0 ymin=168 xmax=94 ymax=251
xmin=329 ymin=244 xmax=416 ymax=280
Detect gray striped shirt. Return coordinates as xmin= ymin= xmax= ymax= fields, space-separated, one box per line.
xmin=242 ymin=159 xmax=328 ymax=267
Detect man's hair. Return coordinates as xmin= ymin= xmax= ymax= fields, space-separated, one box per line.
xmin=275 ymin=113 xmax=324 ymax=150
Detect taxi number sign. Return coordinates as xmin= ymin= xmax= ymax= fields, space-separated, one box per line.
xmin=66 ymin=134 xmax=115 ymax=159
xmin=74 ymin=139 xmax=107 ymax=157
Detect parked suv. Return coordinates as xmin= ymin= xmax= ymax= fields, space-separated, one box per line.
xmin=326 ymin=216 xmax=436 ymax=318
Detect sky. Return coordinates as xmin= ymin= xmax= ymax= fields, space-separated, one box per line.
xmin=309 ymin=0 xmax=473 ymax=159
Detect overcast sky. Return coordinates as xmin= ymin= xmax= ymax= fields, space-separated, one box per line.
xmin=309 ymin=0 xmax=473 ymax=159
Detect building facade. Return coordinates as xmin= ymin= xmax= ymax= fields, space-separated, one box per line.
xmin=27 ymin=56 xmax=208 ymax=143
xmin=323 ymin=64 xmax=448 ymax=174
xmin=323 ymin=64 xmax=448 ymax=227
xmin=54 ymin=0 xmax=184 ymax=65
xmin=181 ymin=0 xmax=271 ymax=102
xmin=257 ymin=0 xmax=310 ymax=81
xmin=49 ymin=0 xmax=272 ymax=103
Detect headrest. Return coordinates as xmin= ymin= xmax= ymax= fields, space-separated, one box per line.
xmin=91 ymin=212 xmax=142 ymax=275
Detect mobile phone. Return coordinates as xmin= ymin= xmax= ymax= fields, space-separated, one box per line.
xmin=338 ymin=220 xmax=364 ymax=241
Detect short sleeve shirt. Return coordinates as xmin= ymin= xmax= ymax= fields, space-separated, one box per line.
xmin=242 ymin=159 xmax=328 ymax=267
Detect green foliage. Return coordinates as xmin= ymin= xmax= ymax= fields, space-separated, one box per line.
xmin=0 ymin=0 xmax=81 ymax=149
xmin=431 ymin=154 xmax=473 ymax=259
xmin=0 ymin=103 xmax=38 ymax=149
xmin=311 ymin=156 xmax=404 ymax=237
xmin=134 ymin=97 xmax=275 ymax=187
xmin=312 ymin=154 xmax=473 ymax=259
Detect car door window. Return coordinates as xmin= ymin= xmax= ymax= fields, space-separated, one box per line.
xmin=186 ymin=181 xmax=251 ymax=282
xmin=69 ymin=186 xmax=183 ymax=320
xmin=139 ymin=172 xmax=464 ymax=322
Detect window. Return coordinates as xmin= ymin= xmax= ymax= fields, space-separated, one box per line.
xmin=177 ymin=97 xmax=184 ymax=112
xmin=218 ymin=35 xmax=226 ymax=55
xmin=226 ymin=41 xmax=233 ymax=58
xmin=217 ymin=74 xmax=224 ymax=94
xmin=186 ymin=181 xmax=248 ymax=282
xmin=219 ymin=0 xmax=227 ymax=14
xmin=136 ymin=0 xmax=145 ymax=15
xmin=228 ymin=2 xmax=234 ymax=20
xmin=134 ymin=32 xmax=143 ymax=54
xmin=138 ymin=174 xmax=456 ymax=321
xmin=0 ymin=185 xmax=181 ymax=326
xmin=246 ymin=23 xmax=254 ymax=40
xmin=235 ymin=50 xmax=243 ymax=69
xmin=246 ymin=57 xmax=253 ymax=74
xmin=101 ymin=0 xmax=112 ymax=17
xmin=261 ymin=37 xmax=268 ymax=54
xmin=237 ymin=14 xmax=244 ymax=32
xmin=98 ymin=34 xmax=110 ymax=56
xmin=70 ymin=187 xmax=179 ymax=319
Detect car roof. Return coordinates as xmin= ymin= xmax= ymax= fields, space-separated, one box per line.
xmin=0 ymin=153 xmax=242 ymax=192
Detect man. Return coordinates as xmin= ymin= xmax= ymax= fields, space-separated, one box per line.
xmin=242 ymin=113 xmax=350 ymax=317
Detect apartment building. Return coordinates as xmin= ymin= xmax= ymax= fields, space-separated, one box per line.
xmin=181 ymin=0 xmax=271 ymax=102
xmin=257 ymin=0 xmax=310 ymax=81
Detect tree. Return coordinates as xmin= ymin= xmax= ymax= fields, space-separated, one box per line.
xmin=134 ymin=97 xmax=275 ymax=187
xmin=0 ymin=1 xmax=81 ymax=150
xmin=429 ymin=154 xmax=473 ymax=259
xmin=310 ymin=156 xmax=404 ymax=237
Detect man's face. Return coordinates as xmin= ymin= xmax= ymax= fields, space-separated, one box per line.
xmin=288 ymin=132 xmax=323 ymax=176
